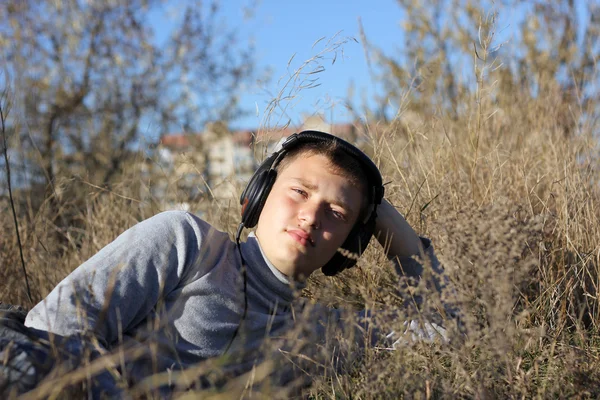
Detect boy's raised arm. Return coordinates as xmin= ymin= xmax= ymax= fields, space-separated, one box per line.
xmin=374 ymin=199 xmax=426 ymax=277
xmin=25 ymin=211 xmax=207 ymax=349
xmin=373 ymin=198 xmax=461 ymax=325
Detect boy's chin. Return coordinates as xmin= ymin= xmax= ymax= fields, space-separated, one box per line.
xmin=293 ymin=268 xmax=319 ymax=281
xmin=290 ymin=261 xmax=326 ymax=280
xmin=273 ymin=258 xmax=318 ymax=280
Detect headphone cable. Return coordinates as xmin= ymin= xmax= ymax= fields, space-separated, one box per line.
xmin=223 ymin=222 xmax=249 ymax=355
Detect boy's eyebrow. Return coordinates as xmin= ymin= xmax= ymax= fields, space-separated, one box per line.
xmin=289 ymin=177 xmax=354 ymax=212
xmin=291 ymin=177 xmax=318 ymax=191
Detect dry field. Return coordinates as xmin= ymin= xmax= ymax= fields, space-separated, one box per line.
xmin=2 ymin=81 xmax=600 ymax=398
xmin=2 ymin=3 xmax=600 ymax=396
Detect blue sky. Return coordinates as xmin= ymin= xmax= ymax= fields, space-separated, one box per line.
xmin=150 ymin=1 xmax=591 ymax=132
xmin=152 ymin=0 xmax=406 ymax=130
xmin=231 ymin=0 xmax=406 ymax=129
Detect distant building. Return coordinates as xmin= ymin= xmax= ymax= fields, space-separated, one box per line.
xmin=147 ymin=133 xmax=205 ymax=202
xmin=152 ymin=116 xmax=369 ymax=202
xmin=202 ymin=123 xmax=255 ymax=199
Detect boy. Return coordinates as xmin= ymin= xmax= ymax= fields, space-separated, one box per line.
xmin=3 ymin=130 xmax=451 ymax=396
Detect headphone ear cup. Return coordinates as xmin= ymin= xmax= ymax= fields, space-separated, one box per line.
xmin=321 ymin=225 xmax=361 ymax=276
xmin=321 ymin=211 xmax=378 ymax=276
xmin=240 ymin=169 xmax=277 ymax=228
xmin=240 ymin=169 xmax=263 ymax=226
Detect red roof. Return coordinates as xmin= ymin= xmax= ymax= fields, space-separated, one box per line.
xmin=160 ymin=134 xmax=193 ymax=148
xmin=254 ymin=126 xmax=298 ymax=142
xmin=231 ymin=130 xmax=255 ymax=146
xmin=330 ymin=123 xmax=356 ymax=137
xmin=159 ymin=121 xmax=364 ymax=149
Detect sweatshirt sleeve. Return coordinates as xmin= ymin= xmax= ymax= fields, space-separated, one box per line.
xmin=394 ymin=237 xmax=442 ymax=280
xmin=325 ymin=237 xmax=458 ymax=348
xmin=25 ymin=211 xmax=208 ymax=348
xmin=393 ymin=237 xmax=460 ymax=321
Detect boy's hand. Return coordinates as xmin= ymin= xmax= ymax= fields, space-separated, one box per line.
xmin=381 ymin=320 xmax=449 ymax=350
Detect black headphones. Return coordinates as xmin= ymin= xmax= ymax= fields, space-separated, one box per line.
xmin=239 ymin=130 xmax=384 ymax=276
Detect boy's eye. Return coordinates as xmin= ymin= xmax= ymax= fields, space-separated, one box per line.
xmin=292 ymin=188 xmax=307 ymax=197
xmin=330 ymin=209 xmax=346 ymax=221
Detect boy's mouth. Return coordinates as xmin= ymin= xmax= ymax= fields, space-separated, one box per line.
xmin=287 ymin=229 xmax=315 ymax=247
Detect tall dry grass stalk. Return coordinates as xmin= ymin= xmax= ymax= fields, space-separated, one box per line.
xmin=2 ymin=7 xmax=600 ymax=400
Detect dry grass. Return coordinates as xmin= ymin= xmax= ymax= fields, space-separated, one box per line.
xmin=3 ymin=89 xmax=600 ymax=398
xmin=3 ymin=12 xmax=600 ymax=400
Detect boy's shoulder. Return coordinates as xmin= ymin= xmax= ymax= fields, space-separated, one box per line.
xmin=131 ymin=210 xmax=241 ymax=280
xmin=132 ymin=210 xmax=234 ymax=252
xmin=147 ymin=209 xmax=215 ymax=230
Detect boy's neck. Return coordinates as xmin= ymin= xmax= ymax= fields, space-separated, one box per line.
xmin=248 ymin=232 xmax=290 ymax=285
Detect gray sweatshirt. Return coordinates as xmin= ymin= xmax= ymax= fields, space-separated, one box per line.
xmin=24 ymin=210 xmax=447 ymax=391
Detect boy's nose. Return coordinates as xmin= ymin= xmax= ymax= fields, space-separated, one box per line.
xmin=298 ymin=203 xmax=321 ymax=229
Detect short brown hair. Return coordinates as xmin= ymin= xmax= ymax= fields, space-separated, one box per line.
xmin=275 ymin=140 xmax=370 ymax=221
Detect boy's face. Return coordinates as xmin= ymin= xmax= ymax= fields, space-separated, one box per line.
xmin=255 ymin=153 xmax=364 ymax=280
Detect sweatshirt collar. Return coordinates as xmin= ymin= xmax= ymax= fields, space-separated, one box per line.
xmin=240 ymin=233 xmax=306 ymax=304
xmin=248 ymin=232 xmax=290 ymax=285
